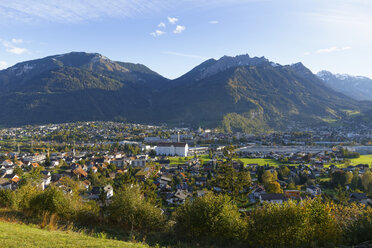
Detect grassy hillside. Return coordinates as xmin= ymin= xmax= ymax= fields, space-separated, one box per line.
xmin=0 ymin=221 xmax=148 ymax=248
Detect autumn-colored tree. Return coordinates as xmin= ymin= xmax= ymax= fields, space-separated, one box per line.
xmin=262 ymin=170 xmax=273 ymax=185
xmin=265 ymin=181 xmax=283 ymax=193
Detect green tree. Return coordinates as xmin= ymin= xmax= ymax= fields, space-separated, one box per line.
xmin=174 ymin=193 xmax=245 ymax=241
xmin=361 ymin=170 xmax=372 ymax=193
xmin=331 ymin=170 xmax=347 ymax=187
xmin=107 ymin=185 xmax=165 ymax=233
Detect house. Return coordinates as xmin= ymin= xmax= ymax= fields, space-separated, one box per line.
xmin=195 ymin=177 xmax=207 ymax=187
xmin=131 ymin=159 xmax=146 ymax=167
xmin=155 ymin=143 xmax=189 ymax=157
xmin=135 ymin=167 xmax=152 ymax=181
xmin=41 ymin=174 xmax=52 ymax=190
xmin=88 ymin=185 xmax=114 ymax=201
xmin=260 ymin=193 xmax=286 ymax=204
xmin=350 ymin=193 xmax=368 ymax=205
xmin=159 ymin=176 xmax=172 ymax=188
xmin=306 ymin=185 xmax=321 ymax=196
xmin=82 ymin=180 xmax=91 ymax=190
xmin=0 ymin=178 xmax=12 ymax=190
xmin=73 ymin=167 xmax=88 ymax=179
xmin=252 ymin=185 xmax=266 ymax=198
xmin=167 ymin=189 xmax=189 ymax=205
xmin=31 ymin=163 xmax=40 ymax=168
xmin=2 ymin=160 xmax=13 ymax=166
xmin=284 ymin=190 xmax=301 ymax=199
xmin=104 ymin=185 xmax=114 ymax=199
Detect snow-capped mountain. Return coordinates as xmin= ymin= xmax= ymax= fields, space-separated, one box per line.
xmin=317 ymin=70 xmax=372 ymax=101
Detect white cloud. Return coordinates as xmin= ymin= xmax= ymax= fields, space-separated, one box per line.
xmin=8 ymin=47 xmax=28 ymax=54
xmin=150 ymin=30 xmax=166 ymax=37
xmin=316 ymin=46 xmax=351 ymax=53
xmin=158 ymin=22 xmax=166 ymax=28
xmin=304 ymin=52 xmax=311 ymax=56
xmin=209 ymin=20 xmax=219 ymax=24
xmin=0 ymin=61 xmax=8 ymax=70
xmin=2 ymin=40 xmax=28 ymax=54
xmin=162 ymin=51 xmax=208 ymax=60
xmin=167 ymin=16 xmax=178 ymax=24
xmin=173 ymin=25 xmax=186 ymax=34
xmin=11 ymin=38 xmax=23 ymax=44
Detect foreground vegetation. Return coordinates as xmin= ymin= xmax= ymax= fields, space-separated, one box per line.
xmin=0 ymin=182 xmax=371 ymax=248
xmin=0 ymin=221 xmax=147 ymax=248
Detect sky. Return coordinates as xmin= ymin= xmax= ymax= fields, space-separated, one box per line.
xmin=0 ymin=0 xmax=371 ymax=79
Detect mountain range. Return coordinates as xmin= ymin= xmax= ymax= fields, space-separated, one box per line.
xmin=0 ymin=52 xmax=370 ymax=132
xmin=317 ymin=70 xmax=372 ymax=101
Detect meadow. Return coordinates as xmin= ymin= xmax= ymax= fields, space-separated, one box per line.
xmin=0 ymin=221 xmax=147 ymax=248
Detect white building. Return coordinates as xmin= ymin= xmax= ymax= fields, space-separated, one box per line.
xmin=155 ymin=142 xmax=189 ymax=157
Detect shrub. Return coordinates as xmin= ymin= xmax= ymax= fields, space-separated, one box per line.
xmin=344 ymin=207 xmax=372 ymax=245
xmin=107 ymin=185 xmax=165 ymax=232
xmin=0 ymin=189 xmax=15 ymax=208
xmin=174 ymin=193 xmax=245 ymax=242
xmin=29 ymin=186 xmax=73 ymax=219
xmin=12 ymin=183 xmax=41 ymax=211
xmin=246 ymin=198 xmax=341 ymax=247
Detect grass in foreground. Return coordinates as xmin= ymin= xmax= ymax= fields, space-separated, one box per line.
xmin=0 ymin=221 xmax=148 ymax=248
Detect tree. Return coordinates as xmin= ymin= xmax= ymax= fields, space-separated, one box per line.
xmin=238 ymin=170 xmax=252 ymax=187
xmin=331 ymin=170 xmax=347 ymax=187
xmin=265 ymin=181 xmax=283 ymax=193
xmin=262 ymin=170 xmax=273 ymax=185
xmin=149 ymin=149 xmax=156 ymax=157
xmin=287 ymin=182 xmax=296 ymax=190
xmin=351 ymin=170 xmax=362 ymax=190
xmin=345 ymin=171 xmax=353 ymax=185
xmin=29 ymin=186 xmax=72 ymax=218
xmin=107 ymin=185 xmax=164 ymax=233
xmin=335 ymin=185 xmax=349 ymax=204
xmin=280 ymin=166 xmax=291 ymax=177
xmin=44 ymin=155 xmax=51 ymax=167
xmin=174 ymin=193 xmax=245 ymax=241
xmin=13 ymin=167 xmax=23 ymax=177
xmin=361 ymin=170 xmax=372 ymax=192
xmin=257 ymin=166 xmax=265 ymax=183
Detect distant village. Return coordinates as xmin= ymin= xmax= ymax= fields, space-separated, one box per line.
xmin=0 ymin=121 xmax=371 ymax=210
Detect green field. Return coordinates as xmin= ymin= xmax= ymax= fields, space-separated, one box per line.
xmin=167 ymin=155 xmax=283 ymax=167
xmin=168 ymin=154 xmax=210 ymax=164
xmin=325 ymin=155 xmax=372 ymax=168
xmin=236 ymin=158 xmax=282 ymax=167
xmin=350 ymin=155 xmax=372 ymax=165
xmin=0 ymin=221 xmax=147 ymax=248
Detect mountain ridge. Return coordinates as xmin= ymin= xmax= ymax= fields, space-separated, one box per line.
xmin=317 ymin=70 xmax=372 ymax=101
xmin=0 ymin=52 xmax=369 ymax=131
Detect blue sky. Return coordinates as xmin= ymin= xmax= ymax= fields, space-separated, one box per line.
xmin=0 ymin=0 xmax=371 ymax=79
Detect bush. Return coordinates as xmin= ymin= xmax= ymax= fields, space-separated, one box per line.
xmin=174 ymin=193 xmax=245 ymax=242
xmin=107 ymin=185 xmax=165 ymax=232
xmin=246 ymin=198 xmax=340 ymax=247
xmin=0 ymin=189 xmax=15 ymax=208
xmin=344 ymin=207 xmax=372 ymax=245
xmin=12 ymin=183 xmax=41 ymax=211
xmin=29 ymin=186 xmax=73 ymax=219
